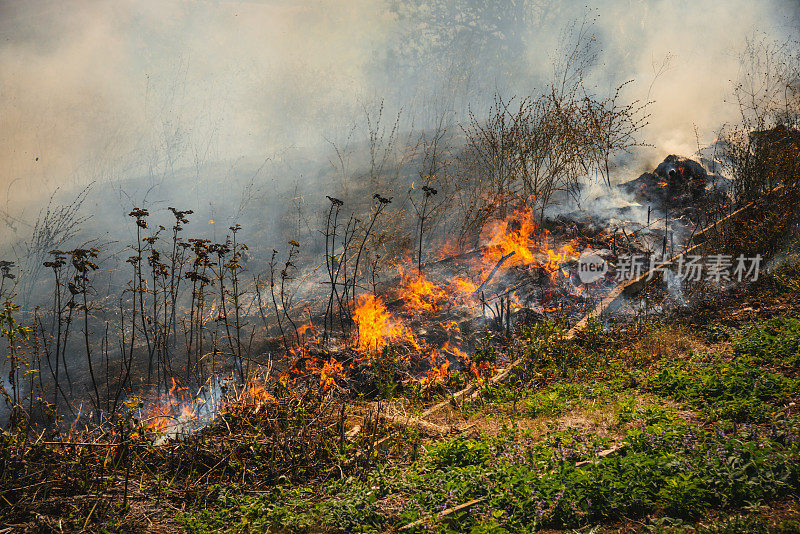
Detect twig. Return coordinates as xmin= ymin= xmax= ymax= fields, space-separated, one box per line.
xmin=399 ymin=497 xmax=487 ymax=530
xmin=472 ymin=252 xmax=515 ymax=296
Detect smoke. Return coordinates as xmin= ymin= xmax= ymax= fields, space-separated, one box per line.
xmin=1 ymin=0 xmax=798 ymax=223
xmin=0 ymin=0 xmax=390 ymax=211
xmin=588 ymin=0 xmax=799 ymax=158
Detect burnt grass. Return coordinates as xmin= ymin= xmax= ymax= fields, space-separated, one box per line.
xmin=1 ymin=261 xmax=800 ymax=533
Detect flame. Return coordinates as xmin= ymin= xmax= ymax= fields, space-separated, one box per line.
xmin=295 ymin=323 xmax=320 ymax=345
xmin=352 ymin=294 xmax=406 ymax=352
xmin=452 ymin=278 xmax=477 ymax=294
xmin=399 ymin=268 xmax=446 ymax=314
xmin=296 ymin=323 xmax=314 ymax=337
xmin=477 ymin=207 xmax=582 ymax=284
xmin=468 ymin=360 xmax=496 ymax=385
xmin=318 ymin=357 xmax=344 ymax=390
xmin=420 ymin=361 xmax=450 ymax=387
xmin=138 ymin=377 xmax=200 ymax=433
xmin=480 ymin=207 xmax=540 ymax=266
xmin=304 ymin=357 xmax=344 ymax=391
xmin=657 ymin=181 xmax=668 ymax=188
xmin=240 ymin=378 xmax=276 ymax=406
xmin=123 ymin=206 xmax=597 ymax=423
xmin=437 ymin=240 xmax=461 ymax=260
xmin=541 ymin=237 xmax=581 ymax=282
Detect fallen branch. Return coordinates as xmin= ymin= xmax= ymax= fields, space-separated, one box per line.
xmin=380 ymin=412 xmax=448 ymax=435
xmin=472 ymin=251 xmax=516 ymax=297
xmin=399 ymin=497 xmax=487 ymax=530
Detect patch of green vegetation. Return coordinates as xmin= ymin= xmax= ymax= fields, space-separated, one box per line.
xmin=479 ymin=382 xmax=522 ymax=404
xmin=397 ymin=419 xmax=800 ymax=532
xmin=426 ymin=436 xmax=493 ymax=469
xmin=703 ymin=323 xmax=734 ymax=343
xmin=615 ymin=397 xmax=677 ymax=426
xmin=178 ymin=313 xmax=800 ymax=533
xmin=734 ymin=315 xmax=800 ymax=368
xmin=643 ymin=513 xmax=800 ymax=533
xmin=647 ymin=361 xmax=797 ymax=422
xmin=523 ymin=382 xmax=611 ymax=418
xmin=180 ymin=480 xmax=387 ymax=533
xmin=475 ymin=378 xmax=619 ymax=419
xmin=178 ymin=415 xmax=800 ymax=533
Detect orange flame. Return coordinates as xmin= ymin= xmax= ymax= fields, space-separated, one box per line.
xmin=138 ymin=378 xmax=200 ymax=433
xmin=240 ymin=378 xmax=276 ymax=406
xmin=452 ymin=278 xmax=478 ymax=294
xmin=399 ymin=268 xmax=447 ymax=315
xmin=542 ymin=238 xmax=580 ymax=282
xmin=480 ymin=207 xmax=540 ymax=266
xmin=477 ymin=207 xmax=582 ymax=283
xmin=420 ymin=361 xmax=450 ymax=387
xmin=352 ymin=294 xmax=407 ymax=352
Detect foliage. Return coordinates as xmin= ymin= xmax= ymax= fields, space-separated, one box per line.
xmin=734 ymin=315 xmax=800 ymax=368
xmin=397 ymin=420 xmax=800 ymax=531
xmin=647 ymin=361 xmax=797 ymax=423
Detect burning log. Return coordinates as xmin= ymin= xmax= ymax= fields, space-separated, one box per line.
xmin=622 ymin=154 xmax=725 ymax=208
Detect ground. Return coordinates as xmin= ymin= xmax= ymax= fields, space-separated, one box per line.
xmin=3 ymin=262 xmax=800 ymax=533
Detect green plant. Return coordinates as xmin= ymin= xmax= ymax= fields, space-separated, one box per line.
xmin=647 ymin=362 xmax=797 ymax=422
xmin=524 ymin=382 xmax=608 ymax=418
xmin=734 ymin=315 xmax=800 ymax=368
xmin=426 ymin=436 xmax=493 ymax=469
xmin=0 ymin=300 xmax=31 ymax=428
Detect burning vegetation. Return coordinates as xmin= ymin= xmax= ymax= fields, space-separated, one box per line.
xmin=2 ymin=12 xmax=800 ymax=534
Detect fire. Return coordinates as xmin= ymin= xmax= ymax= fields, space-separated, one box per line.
xmin=420 ymin=361 xmax=450 ymax=387
xmin=352 ymin=294 xmax=406 ymax=352
xmin=452 ymin=278 xmax=477 ymax=294
xmin=476 ymin=207 xmax=583 ymax=284
xmin=399 ymin=269 xmax=447 ymax=314
xmin=138 ymin=377 xmax=201 ymax=433
xmin=129 ymin=206 xmax=594 ymax=426
xmin=657 ymin=181 xmax=668 ymax=188
xmin=542 ymin=238 xmax=580 ymax=282
xmin=295 ymin=323 xmax=320 ymax=344
xmin=481 ymin=207 xmax=540 ymax=265
xmin=306 ymin=357 xmax=344 ymax=390
xmin=437 ymin=240 xmax=461 ymax=260
xmin=467 ymin=360 xmax=496 ymax=385
xmin=240 ymin=378 xmax=276 ymax=406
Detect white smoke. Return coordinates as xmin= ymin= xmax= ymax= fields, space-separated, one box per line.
xmin=1 ymin=0 xmax=797 ymax=222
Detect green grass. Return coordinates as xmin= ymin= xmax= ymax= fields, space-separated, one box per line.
xmin=734 ymin=315 xmax=800 ymax=368
xmin=522 ymin=382 xmax=612 ymax=418
xmin=647 ymin=361 xmax=797 ymax=422
xmin=179 ymin=417 xmax=800 ymax=533
xmin=644 ymin=514 xmax=800 ymax=533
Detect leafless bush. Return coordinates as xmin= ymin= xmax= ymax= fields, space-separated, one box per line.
xmin=460 ymin=84 xmax=648 ymax=236
xmin=16 ymin=186 xmax=92 ymax=305
xmin=720 ymin=35 xmax=800 ymax=202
